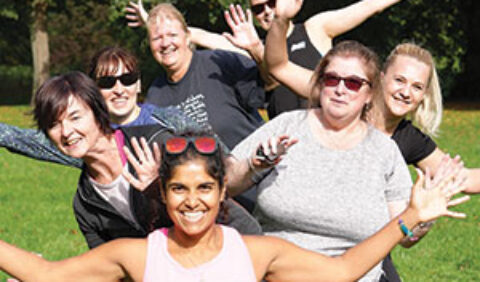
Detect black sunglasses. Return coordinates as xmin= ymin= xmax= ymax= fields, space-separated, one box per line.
xmin=251 ymin=0 xmax=276 ymax=15
xmin=96 ymin=72 xmax=139 ymax=89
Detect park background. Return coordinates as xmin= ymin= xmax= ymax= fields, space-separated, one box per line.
xmin=0 ymin=0 xmax=479 ymax=280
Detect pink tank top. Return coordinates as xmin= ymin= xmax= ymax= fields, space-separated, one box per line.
xmin=143 ymin=225 xmax=256 ymax=282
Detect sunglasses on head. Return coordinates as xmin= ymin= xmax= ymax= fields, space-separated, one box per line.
xmin=251 ymin=0 xmax=276 ymax=15
xmin=322 ymin=72 xmax=371 ymax=92
xmin=165 ymin=136 xmax=218 ymax=155
xmin=96 ymin=72 xmax=139 ymax=89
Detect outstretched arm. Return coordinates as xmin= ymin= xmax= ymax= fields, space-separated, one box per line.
xmin=248 ymin=169 xmax=469 ymax=281
xmin=222 ymin=5 xmax=277 ymax=89
xmin=265 ymin=0 xmax=315 ymax=98
xmin=417 ymin=148 xmax=480 ymax=194
xmin=0 ymin=123 xmax=82 ymax=168
xmin=305 ymin=0 xmax=402 ymax=53
xmin=0 ymin=238 xmax=145 ymax=281
xmin=125 ymin=0 xmax=248 ymax=56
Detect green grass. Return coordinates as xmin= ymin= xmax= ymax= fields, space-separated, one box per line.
xmin=392 ymin=106 xmax=480 ymax=281
xmin=0 ymin=105 xmax=479 ymax=280
xmin=0 ymin=106 xmax=86 ymax=280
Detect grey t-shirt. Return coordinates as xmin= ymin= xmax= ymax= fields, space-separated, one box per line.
xmin=232 ymin=110 xmax=412 ymax=281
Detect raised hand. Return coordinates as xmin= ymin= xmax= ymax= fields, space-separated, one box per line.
xmin=222 ymin=5 xmax=262 ymax=51
xmin=122 ymin=137 xmax=161 ymax=191
xmin=275 ymin=0 xmax=303 ymax=19
xmin=125 ymin=0 xmax=148 ymax=28
xmin=250 ymin=135 xmax=298 ymax=169
xmin=411 ymin=168 xmax=469 ymax=223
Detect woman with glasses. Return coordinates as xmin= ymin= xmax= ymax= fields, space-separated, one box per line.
xmin=0 ymin=46 xmax=200 ymax=167
xmin=226 ymin=1 xmax=442 ymax=280
xmin=0 ymin=132 xmax=468 ymax=281
xmin=27 ymin=72 xmax=260 ymax=249
xmin=127 ymin=0 xmax=402 ymax=118
xmin=245 ymin=1 xmax=478 ymax=280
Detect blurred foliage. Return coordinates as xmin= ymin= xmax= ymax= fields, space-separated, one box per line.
xmin=0 ymin=0 xmax=478 ymax=101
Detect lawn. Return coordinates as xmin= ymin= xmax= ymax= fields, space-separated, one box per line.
xmin=0 ymin=104 xmax=479 ymax=280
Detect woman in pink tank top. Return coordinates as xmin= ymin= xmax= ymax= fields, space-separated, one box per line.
xmin=0 ymin=131 xmax=469 ymax=281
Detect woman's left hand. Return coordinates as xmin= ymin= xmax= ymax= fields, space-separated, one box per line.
xmin=222 ymin=5 xmax=262 ymax=51
xmin=122 ymin=137 xmax=161 ymax=191
xmin=411 ymin=168 xmax=470 ymax=223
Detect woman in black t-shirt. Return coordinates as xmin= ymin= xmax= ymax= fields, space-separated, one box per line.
xmin=368 ymin=43 xmax=480 ymax=195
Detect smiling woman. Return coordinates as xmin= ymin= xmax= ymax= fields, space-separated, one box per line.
xmin=222 ymin=1 xmax=440 ymax=281
xmin=0 ymin=132 xmax=469 ymax=281
xmin=25 ymin=71 xmax=261 ymax=250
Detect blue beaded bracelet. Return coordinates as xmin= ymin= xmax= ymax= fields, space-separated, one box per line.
xmin=398 ymin=219 xmax=418 ymax=241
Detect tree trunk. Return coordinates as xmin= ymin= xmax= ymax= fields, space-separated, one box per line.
xmin=30 ymin=1 xmax=50 ymax=105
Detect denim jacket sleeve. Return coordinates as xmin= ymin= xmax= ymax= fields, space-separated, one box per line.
xmin=0 ymin=122 xmax=83 ymax=168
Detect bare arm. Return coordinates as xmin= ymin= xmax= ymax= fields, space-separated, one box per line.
xmin=305 ymin=0 xmax=402 ymax=53
xmin=189 ymin=27 xmax=249 ymax=56
xmin=0 ymin=238 xmax=146 ymax=281
xmin=246 ymin=169 xmax=468 ymax=281
xmin=265 ymin=0 xmax=315 ymax=99
xmin=417 ymin=148 xmax=480 ymax=194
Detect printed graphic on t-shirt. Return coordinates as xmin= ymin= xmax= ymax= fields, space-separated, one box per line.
xmin=290 ymin=41 xmax=306 ymax=53
xmin=175 ymin=93 xmax=212 ymax=130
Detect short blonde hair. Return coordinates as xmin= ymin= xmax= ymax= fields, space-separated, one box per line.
xmin=147 ymin=3 xmax=189 ymax=34
xmin=383 ymin=43 xmax=442 ymax=137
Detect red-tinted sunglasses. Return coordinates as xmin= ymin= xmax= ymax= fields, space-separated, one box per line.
xmin=96 ymin=72 xmax=139 ymax=89
xmin=323 ymin=73 xmax=371 ymax=92
xmin=251 ymin=0 xmax=276 ymax=15
xmin=165 ymin=136 xmax=218 ymax=155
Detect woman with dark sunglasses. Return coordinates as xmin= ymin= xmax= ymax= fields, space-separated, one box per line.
xmin=25 ymin=71 xmax=260 ymax=250
xmin=0 ymin=132 xmax=468 ymax=281
xmin=126 ymin=0 xmax=401 ymax=119
xmin=0 ymin=46 xmax=200 ymax=168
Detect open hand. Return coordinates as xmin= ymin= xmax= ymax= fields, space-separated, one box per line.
xmin=411 ymin=168 xmax=470 ymax=223
xmin=222 ymin=5 xmax=262 ymax=51
xmin=122 ymin=137 xmax=161 ymax=191
xmin=125 ymin=0 xmax=148 ymax=27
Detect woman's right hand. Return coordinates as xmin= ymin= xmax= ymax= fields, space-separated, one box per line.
xmin=250 ymin=135 xmax=297 ymax=170
xmin=122 ymin=137 xmax=161 ymax=191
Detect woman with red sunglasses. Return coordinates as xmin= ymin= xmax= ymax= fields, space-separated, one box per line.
xmin=226 ymin=1 xmax=445 ymax=281
xmin=0 ymin=132 xmax=468 ymax=281
xmin=239 ymin=1 xmax=479 ymax=280
xmin=8 ymin=71 xmax=260 ymax=251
